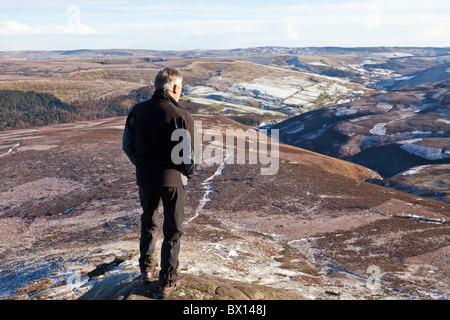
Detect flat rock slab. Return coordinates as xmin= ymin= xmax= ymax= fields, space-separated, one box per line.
xmin=79 ymin=271 xmax=306 ymax=300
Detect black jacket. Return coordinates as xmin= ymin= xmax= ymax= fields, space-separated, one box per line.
xmin=122 ymin=90 xmax=197 ymax=187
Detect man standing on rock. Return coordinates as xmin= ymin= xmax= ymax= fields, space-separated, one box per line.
xmin=122 ymin=67 xmax=197 ymax=298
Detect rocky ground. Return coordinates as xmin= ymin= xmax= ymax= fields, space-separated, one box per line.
xmin=0 ymin=115 xmax=448 ymax=301
xmin=78 ymin=268 xmax=307 ymax=301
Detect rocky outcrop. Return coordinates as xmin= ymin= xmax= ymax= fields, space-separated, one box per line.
xmin=78 ymin=271 xmax=306 ymax=300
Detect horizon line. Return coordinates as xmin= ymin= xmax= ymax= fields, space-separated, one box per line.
xmin=2 ymin=45 xmax=450 ymax=53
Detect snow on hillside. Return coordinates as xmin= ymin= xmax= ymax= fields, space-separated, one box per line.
xmin=399 ymin=142 xmax=450 ymax=160
xmin=184 ymin=76 xmax=361 ymax=116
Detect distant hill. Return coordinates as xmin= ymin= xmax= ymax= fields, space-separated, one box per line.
xmin=1 ymin=46 xmax=448 ymax=60
xmin=375 ymin=62 xmax=450 ymax=91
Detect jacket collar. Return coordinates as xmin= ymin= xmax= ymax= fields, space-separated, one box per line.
xmin=154 ymin=89 xmax=181 ymax=109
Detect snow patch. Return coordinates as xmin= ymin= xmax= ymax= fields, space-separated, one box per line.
xmin=400 ymin=165 xmax=427 ymax=176
xmin=393 ymin=75 xmax=416 ymax=81
xmin=305 ymin=126 xmax=329 ymax=140
xmin=376 ymin=102 xmax=393 ymax=110
xmin=397 ymin=138 xmax=423 ymax=145
xmin=285 ymin=122 xmax=305 ymax=134
xmin=436 ymin=119 xmax=450 ymax=125
xmin=187 ymin=154 xmax=230 ymax=224
xmin=0 ymin=142 xmax=20 ymax=158
xmin=349 ymin=116 xmax=371 ymax=122
xmin=373 ymin=52 xmax=414 ymax=58
xmin=335 ymin=105 xmax=360 ymax=116
xmin=399 ymin=144 xmax=449 ymax=160
xmin=309 ymin=61 xmax=328 ymax=66
xmin=411 ymin=130 xmax=432 ymax=136
xmin=369 ymin=123 xmax=387 ymax=136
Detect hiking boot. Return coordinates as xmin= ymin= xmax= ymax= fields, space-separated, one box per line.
xmin=158 ymin=277 xmax=182 ymax=299
xmin=141 ymin=271 xmax=154 ymax=282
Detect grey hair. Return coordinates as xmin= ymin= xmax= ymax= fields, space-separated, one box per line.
xmin=154 ymin=68 xmax=183 ymax=93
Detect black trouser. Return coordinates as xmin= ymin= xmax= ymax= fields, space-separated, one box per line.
xmin=138 ymin=185 xmax=185 ymax=287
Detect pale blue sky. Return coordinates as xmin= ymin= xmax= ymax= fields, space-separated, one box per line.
xmin=0 ymin=0 xmax=449 ymax=51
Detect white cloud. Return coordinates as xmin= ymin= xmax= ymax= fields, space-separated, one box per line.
xmin=0 ymin=21 xmax=36 ymax=35
xmin=0 ymin=20 xmax=96 ymax=35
